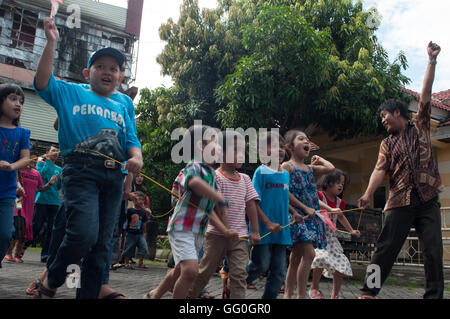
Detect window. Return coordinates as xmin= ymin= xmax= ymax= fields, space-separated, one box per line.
xmin=10 ymin=9 xmax=38 ymax=51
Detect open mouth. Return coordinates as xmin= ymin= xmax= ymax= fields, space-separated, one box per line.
xmin=303 ymin=145 xmax=310 ymax=152
xmin=101 ymin=77 xmax=112 ymax=85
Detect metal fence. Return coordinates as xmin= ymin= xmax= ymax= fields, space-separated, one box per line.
xmin=341 ymin=206 xmax=450 ymax=269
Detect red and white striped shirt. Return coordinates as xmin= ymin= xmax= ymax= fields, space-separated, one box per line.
xmin=207 ymin=168 xmax=260 ymax=238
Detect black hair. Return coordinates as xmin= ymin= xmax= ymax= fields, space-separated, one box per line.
xmin=283 ymin=129 xmax=307 ymax=158
xmin=319 ymin=169 xmax=349 ymax=192
xmin=377 ymin=99 xmax=410 ymax=120
xmin=0 ymin=83 xmax=25 ymax=126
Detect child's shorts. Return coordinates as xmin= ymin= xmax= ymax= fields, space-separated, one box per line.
xmin=122 ymin=232 xmax=148 ymax=257
xmin=168 ymin=231 xmax=204 ymax=266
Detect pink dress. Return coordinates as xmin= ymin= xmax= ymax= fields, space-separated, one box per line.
xmin=14 ymin=169 xmax=43 ymax=241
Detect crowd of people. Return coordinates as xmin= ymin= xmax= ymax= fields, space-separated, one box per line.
xmin=0 ymin=13 xmax=444 ymax=300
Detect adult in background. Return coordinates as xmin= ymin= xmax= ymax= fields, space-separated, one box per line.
xmin=32 ymin=145 xmax=61 ymax=263
xmin=358 ymin=42 xmax=444 ymax=299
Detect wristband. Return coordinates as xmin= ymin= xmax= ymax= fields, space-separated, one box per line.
xmin=429 ymin=59 xmax=437 ymax=65
xmin=218 ymin=200 xmax=229 ymax=207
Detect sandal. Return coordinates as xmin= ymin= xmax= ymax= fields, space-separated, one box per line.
xmin=14 ymin=257 xmax=24 ymax=263
xmin=26 ymin=279 xmax=41 ymax=296
xmin=3 ymin=254 xmax=13 ymax=262
xmin=101 ymin=292 xmax=126 ymax=299
xmin=308 ymin=289 xmax=324 ymax=299
xmin=33 ymin=282 xmax=56 ymax=299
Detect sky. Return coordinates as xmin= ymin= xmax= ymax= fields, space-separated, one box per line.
xmin=101 ymin=0 xmax=450 ymax=95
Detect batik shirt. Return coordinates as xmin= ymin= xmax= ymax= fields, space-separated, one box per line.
xmin=376 ymin=99 xmax=442 ymax=211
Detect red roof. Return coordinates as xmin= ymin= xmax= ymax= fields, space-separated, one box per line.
xmin=433 ymin=89 xmax=450 ymax=107
xmin=400 ymin=87 xmax=450 ymax=112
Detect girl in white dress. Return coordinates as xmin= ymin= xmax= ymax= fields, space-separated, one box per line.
xmin=309 ymin=169 xmax=360 ymax=299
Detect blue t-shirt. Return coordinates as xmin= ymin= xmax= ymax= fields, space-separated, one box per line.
xmin=33 ymin=74 xmax=141 ymax=161
xmin=0 ymin=126 xmax=30 ymax=199
xmin=35 ymin=159 xmax=62 ymax=206
xmin=251 ymin=165 xmax=292 ymax=246
xmin=80 ymin=84 xmax=137 ymax=134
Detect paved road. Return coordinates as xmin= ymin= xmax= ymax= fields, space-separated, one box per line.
xmin=0 ymin=250 xmax=447 ymax=299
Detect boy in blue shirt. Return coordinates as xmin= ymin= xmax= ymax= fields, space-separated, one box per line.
xmin=246 ymin=131 xmax=301 ymax=299
xmin=33 ymin=17 xmax=142 ymax=299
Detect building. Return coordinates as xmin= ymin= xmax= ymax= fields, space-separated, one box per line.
xmin=311 ymin=88 xmax=450 ymax=265
xmin=0 ymin=0 xmax=143 ymax=155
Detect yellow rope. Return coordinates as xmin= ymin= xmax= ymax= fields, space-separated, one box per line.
xmin=151 ymin=206 xmax=175 ymax=219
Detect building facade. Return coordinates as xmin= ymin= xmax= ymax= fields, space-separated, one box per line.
xmin=0 ymin=0 xmax=143 ymax=154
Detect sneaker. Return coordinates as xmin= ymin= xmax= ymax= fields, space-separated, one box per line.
xmin=308 ymin=289 xmax=324 ymax=299
xmin=13 ymin=257 xmax=24 ymax=263
xmin=3 ymin=254 xmax=13 ymax=262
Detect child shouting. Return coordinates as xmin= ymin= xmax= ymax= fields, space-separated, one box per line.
xmin=144 ymin=125 xmax=238 ymax=299
xmin=33 ymin=17 xmax=142 ymax=299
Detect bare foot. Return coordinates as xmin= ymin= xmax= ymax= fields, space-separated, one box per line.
xmin=143 ymin=289 xmax=157 ymax=299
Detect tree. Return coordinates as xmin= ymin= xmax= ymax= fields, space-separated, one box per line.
xmin=215 ymin=1 xmax=410 ymax=138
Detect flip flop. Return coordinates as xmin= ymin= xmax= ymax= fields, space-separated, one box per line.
xmin=101 ymin=292 xmax=126 ymax=299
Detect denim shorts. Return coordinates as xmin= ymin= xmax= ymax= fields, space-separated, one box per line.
xmin=122 ymin=232 xmax=148 ymax=257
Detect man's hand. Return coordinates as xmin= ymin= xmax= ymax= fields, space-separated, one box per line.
xmin=428 ymin=41 xmax=441 ymax=60
xmin=351 ymin=230 xmax=361 ymax=238
xmin=43 ymin=17 xmax=59 ymax=43
xmin=357 ymin=193 xmax=370 ymax=209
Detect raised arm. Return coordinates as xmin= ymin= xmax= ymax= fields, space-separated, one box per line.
xmin=418 ymin=41 xmax=441 ymax=124
xmin=35 ymin=17 xmax=59 ymax=90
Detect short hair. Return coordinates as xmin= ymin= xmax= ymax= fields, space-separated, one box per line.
xmin=318 ymin=169 xmax=349 ymax=191
xmin=378 ymin=99 xmax=410 ymax=120
xmin=0 ymin=83 xmax=25 ymax=126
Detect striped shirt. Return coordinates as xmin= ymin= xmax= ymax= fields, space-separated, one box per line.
xmin=166 ymin=160 xmax=217 ymax=235
xmin=207 ymin=168 xmax=260 ymax=238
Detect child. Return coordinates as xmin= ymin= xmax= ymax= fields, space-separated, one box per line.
xmin=5 ymin=158 xmax=57 ymax=263
xmin=310 ymin=169 xmax=360 ymax=299
xmin=282 ymin=130 xmax=334 ymax=299
xmin=33 ymin=17 xmax=142 ymax=299
xmin=122 ymin=191 xmax=150 ymax=269
xmin=188 ymin=131 xmax=261 ymax=299
xmin=143 ymin=125 xmax=238 ymax=299
xmin=0 ymin=83 xmax=30 ymax=266
xmin=245 ymin=131 xmax=296 ymax=299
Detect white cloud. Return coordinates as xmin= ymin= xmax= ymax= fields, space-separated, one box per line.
xmin=364 ymin=0 xmax=450 ymax=93
xmin=102 ymin=0 xmax=450 ymax=95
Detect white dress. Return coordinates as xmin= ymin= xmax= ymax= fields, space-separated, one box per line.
xmin=311 ymin=192 xmax=353 ymax=278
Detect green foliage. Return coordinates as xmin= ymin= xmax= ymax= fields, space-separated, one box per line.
xmin=216 ymin=0 xmax=410 ymax=138
xmin=136 ymin=0 xmax=411 ymax=231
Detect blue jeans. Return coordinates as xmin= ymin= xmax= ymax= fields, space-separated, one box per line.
xmin=0 ymin=198 xmax=15 ymax=265
xmin=102 ymin=199 xmax=125 ymax=285
xmin=46 ymin=162 xmax=123 ymax=299
xmin=246 ymin=244 xmax=288 ymax=299
xmin=46 ymin=201 xmax=67 ymax=269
